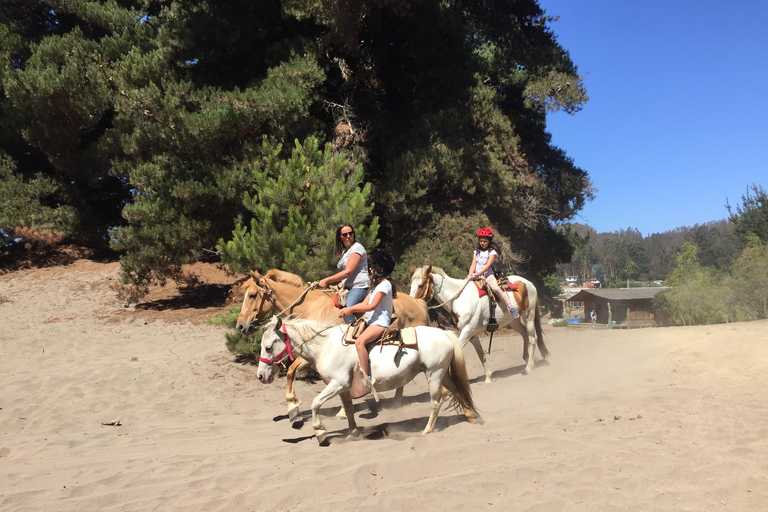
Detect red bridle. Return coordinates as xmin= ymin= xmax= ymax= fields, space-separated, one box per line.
xmin=259 ymin=324 xmax=295 ymax=369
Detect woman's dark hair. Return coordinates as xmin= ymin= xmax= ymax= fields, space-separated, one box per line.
xmin=335 ymin=223 xmax=356 ymax=256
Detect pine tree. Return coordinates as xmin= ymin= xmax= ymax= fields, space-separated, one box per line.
xmin=217 ymin=136 xmax=379 ymax=280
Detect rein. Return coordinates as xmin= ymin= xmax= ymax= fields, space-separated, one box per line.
xmin=259 ymin=324 xmax=295 ymax=369
xmin=426 ymin=274 xmax=471 ymax=310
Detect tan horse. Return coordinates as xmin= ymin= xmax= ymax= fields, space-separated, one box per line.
xmin=236 ymin=269 xmax=430 ymax=421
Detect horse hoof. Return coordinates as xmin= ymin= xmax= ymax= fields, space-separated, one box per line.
xmin=347 ymin=428 xmax=361 ymax=439
xmin=316 ymin=429 xmax=328 ymax=446
xmin=289 ymin=406 xmax=302 ymax=423
xmin=335 ymin=407 xmax=348 ymax=419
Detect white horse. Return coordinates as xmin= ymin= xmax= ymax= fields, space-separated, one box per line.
xmin=409 ymin=265 xmax=548 ymax=381
xmin=257 ymin=316 xmax=482 ymax=445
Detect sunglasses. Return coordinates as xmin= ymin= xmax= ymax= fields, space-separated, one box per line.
xmin=340 ymin=232 xmax=354 ymax=238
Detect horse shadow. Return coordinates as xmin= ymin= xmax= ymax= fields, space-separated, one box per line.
xmin=280 ymin=412 xmax=469 ymax=445
xmin=274 ymin=386 xmax=471 ymax=444
xmin=483 ymin=359 xmax=551 ymax=381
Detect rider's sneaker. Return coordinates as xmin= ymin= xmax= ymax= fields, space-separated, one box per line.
xmin=509 ymin=307 xmax=519 ymax=319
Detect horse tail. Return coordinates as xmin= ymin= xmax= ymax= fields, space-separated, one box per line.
xmin=445 ymin=331 xmax=481 ymax=422
xmin=534 ymin=307 xmax=549 ymax=360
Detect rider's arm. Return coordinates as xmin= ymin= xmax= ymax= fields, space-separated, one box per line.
xmin=319 ymin=252 xmax=362 ymax=288
xmin=338 ymin=289 xmax=384 ymax=317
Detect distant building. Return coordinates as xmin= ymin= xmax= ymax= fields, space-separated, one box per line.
xmin=565 ymin=275 xmax=579 ymax=286
xmin=566 ymin=287 xmax=669 ymax=326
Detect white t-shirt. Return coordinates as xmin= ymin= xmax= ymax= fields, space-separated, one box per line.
xmin=364 ymin=279 xmax=393 ymax=328
xmin=338 ymin=242 xmax=369 ymax=289
xmin=474 ymin=249 xmax=498 ymax=278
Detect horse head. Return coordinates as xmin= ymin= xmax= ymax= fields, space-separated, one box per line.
xmin=257 ymin=316 xmax=288 ymax=384
xmin=409 ymin=265 xmax=435 ymax=301
xmin=236 ymin=271 xmax=275 ymax=334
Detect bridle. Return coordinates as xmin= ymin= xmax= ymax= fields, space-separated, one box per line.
xmin=244 ymin=284 xmax=276 ymax=326
xmin=243 ymin=278 xmax=317 ymax=329
xmin=259 ymin=323 xmax=295 ymax=370
xmin=416 ymin=270 xmax=470 ymax=310
xmin=413 ymin=272 xmax=435 ymax=302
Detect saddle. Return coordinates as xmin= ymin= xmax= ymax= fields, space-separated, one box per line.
xmin=343 ymin=316 xmax=417 ymax=349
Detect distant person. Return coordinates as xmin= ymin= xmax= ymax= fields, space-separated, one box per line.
xmin=590 ymin=309 xmax=597 ymax=326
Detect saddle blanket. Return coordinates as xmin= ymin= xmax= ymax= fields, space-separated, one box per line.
xmin=473 ymin=279 xmax=518 ymax=298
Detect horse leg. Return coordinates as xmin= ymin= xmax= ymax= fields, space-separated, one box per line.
xmin=311 ymin=380 xmax=346 ymax=446
xmin=510 ymin=314 xmax=536 ymax=375
xmin=392 ymin=386 xmax=405 ymax=408
xmin=521 ymin=315 xmax=538 ymax=374
xmin=339 ymin=390 xmax=360 ymax=438
xmin=421 ymin=369 xmax=448 ymax=435
xmin=467 ymin=336 xmax=493 ymax=383
xmin=285 ymin=357 xmax=307 ymax=422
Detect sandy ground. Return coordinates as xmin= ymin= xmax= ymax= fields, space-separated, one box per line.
xmin=1 ymin=260 xmax=768 ymax=511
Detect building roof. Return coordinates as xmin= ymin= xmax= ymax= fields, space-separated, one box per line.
xmin=566 ymin=287 xmax=669 ymax=302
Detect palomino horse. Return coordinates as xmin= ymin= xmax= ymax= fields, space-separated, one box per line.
xmin=257 ymin=316 xmax=482 ymax=445
xmin=236 ymin=269 xmax=430 ymax=420
xmin=409 ymin=265 xmax=548 ymax=381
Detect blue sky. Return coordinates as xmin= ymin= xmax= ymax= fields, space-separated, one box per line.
xmin=540 ymin=0 xmax=768 ymax=236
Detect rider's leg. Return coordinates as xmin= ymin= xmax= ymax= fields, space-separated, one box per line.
xmin=486 ymin=275 xmax=518 ymax=318
xmin=354 ymin=324 xmax=385 ymax=380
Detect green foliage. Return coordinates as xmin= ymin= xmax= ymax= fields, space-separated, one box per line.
xmin=206 ymin=305 xmax=241 ymax=328
xmin=225 ymin=328 xmax=262 ymax=360
xmin=730 ymin=240 xmax=768 ymax=320
xmin=686 ymin=224 xmax=740 ymax=270
xmin=652 ymin=242 xmax=730 ymax=326
xmin=542 ymin=273 xmax=563 ymax=297
xmin=3 ymin=0 xmax=594 ymax=293
xmin=551 ymin=319 xmax=569 ymax=327
xmin=727 ymin=184 xmax=768 ymax=246
xmin=217 ymin=136 xmax=379 ymax=279
xmin=591 ymin=263 xmax=605 ymax=284
xmin=665 ymin=242 xmax=700 ymax=287
xmin=0 ymin=152 xmax=78 ymax=240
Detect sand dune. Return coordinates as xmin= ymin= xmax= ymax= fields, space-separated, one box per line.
xmin=2 ymin=261 xmax=767 ymax=511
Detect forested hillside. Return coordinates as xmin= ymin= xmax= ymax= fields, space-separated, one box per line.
xmin=558 ymin=184 xmax=768 ymax=325
xmin=556 ymin=220 xmax=740 ymax=286
xmin=1 ymin=0 xmax=591 ymax=295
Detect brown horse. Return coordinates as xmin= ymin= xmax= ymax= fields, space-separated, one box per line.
xmin=236 ymin=269 xmax=430 ymax=421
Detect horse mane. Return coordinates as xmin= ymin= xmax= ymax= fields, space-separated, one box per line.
xmin=265 ymin=268 xmax=305 ymax=287
xmin=268 ymin=316 xmax=338 ymax=342
xmin=426 ymin=265 xmax=447 ymax=276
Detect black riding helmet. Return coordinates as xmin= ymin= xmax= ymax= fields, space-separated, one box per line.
xmin=369 ymin=249 xmax=395 ymax=276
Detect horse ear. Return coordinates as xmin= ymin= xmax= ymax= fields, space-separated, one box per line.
xmin=412 ymin=265 xmax=417 ymax=271
xmin=426 ymin=264 xmax=432 ymax=274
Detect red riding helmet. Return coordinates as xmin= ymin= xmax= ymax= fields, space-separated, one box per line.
xmin=477 ymin=228 xmax=494 ymax=238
